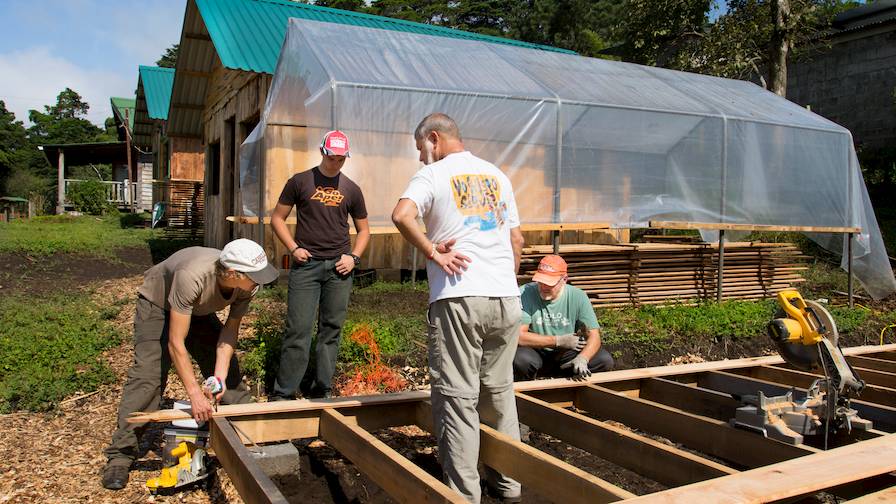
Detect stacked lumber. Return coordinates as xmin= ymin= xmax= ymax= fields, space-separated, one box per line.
xmin=153 ymin=180 xmax=205 ymax=238
xmin=519 ymin=242 xmax=807 ymax=308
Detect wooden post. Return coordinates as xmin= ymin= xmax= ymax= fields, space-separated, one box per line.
xmin=848 ymin=232 xmax=854 ymax=308
xmin=56 ymin=148 xmax=65 ymax=214
xmin=125 ymin=109 xmax=135 ymax=212
xmin=717 ymin=229 xmax=725 ymax=302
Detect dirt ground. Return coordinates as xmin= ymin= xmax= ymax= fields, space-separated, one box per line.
xmin=0 ymin=249 xmax=890 ymax=503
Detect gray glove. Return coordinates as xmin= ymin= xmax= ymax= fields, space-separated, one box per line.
xmin=555 ymin=334 xmax=586 ymax=351
xmin=561 ymin=355 xmax=592 ymax=379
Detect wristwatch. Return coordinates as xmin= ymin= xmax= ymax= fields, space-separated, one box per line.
xmin=349 ymin=253 xmax=361 ymax=266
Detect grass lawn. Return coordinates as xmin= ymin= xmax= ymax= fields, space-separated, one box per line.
xmin=0 ymin=213 xmax=158 ymax=256
xmin=0 ymin=292 xmax=125 ymax=412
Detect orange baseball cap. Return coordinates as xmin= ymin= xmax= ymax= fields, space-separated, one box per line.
xmin=532 ymin=254 xmax=567 ymax=286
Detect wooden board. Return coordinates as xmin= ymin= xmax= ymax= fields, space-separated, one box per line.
xmin=574 ymin=385 xmax=816 ymax=468
xmin=515 ymin=392 xmax=736 ymax=487
xmin=318 ymin=409 xmax=465 ymax=503
xmin=649 ymin=220 xmax=862 ymax=234
xmin=624 ymin=433 xmax=896 ymax=503
xmin=127 ymin=344 xmax=896 ymax=424
xmin=210 ymin=418 xmax=289 ymax=504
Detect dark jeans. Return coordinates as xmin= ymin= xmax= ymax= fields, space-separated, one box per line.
xmin=272 ymin=258 xmax=353 ymax=399
xmin=104 ymin=296 xmax=252 ymax=463
xmin=512 ymin=346 xmax=615 ymax=381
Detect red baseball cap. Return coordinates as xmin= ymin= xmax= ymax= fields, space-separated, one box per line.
xmin=320 ymin=130 xmax=351 ymax=157
xmin=532 ymin=255 xmax=567 ymax=286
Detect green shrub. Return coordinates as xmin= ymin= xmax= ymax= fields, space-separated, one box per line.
xmin=66 ymin=179 xmax=109 ymax=215
xmin=0 ymin=294 xmax=122 ymax=412
xmin=119 ymin=211 xmax=150 ymax=228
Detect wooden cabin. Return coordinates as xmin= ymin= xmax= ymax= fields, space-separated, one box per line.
xmin=134 ymin=65 xmax=205 ymax=231
xmin=168 ymin=0 xmax=622 ymax=273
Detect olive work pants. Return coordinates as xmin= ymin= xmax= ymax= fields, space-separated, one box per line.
xmin=104 ymin=296 xmax=252 ymax=463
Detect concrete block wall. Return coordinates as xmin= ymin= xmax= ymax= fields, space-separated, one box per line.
xmin=787 ymin=27 xmax=896 ymax=150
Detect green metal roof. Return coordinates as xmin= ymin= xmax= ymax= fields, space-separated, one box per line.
xmin=195 ymin=0 xmax=575 ymax=74
xmin=110 ymin=97 xmax=135 ymax=130
xmin=138 ymin=66 xmax=175 ymax=120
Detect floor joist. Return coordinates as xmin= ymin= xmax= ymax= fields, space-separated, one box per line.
xmin=623 ymin=432 xmax=896 ymax=503
xmin=515 ymin=392 xmax=736 ymax=487
xmin=126 ymin=344 xmax=896 ymax=504
xmin=574 ymin=384 xmax=816 ymax=468
xmin=415 ymin=401 xmax=636 ymax=503
xmin=318 ymin=409 xmax=466 ymax=503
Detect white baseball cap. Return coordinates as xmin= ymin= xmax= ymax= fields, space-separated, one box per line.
xmin=219 ymin=239 xmax=279 ymax=285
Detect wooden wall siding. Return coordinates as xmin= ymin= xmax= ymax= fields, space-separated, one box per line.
xmin=169 ymin=136 xmax=205 ymax=181
xmin=202 ymin=61 xmax=272 ymax=249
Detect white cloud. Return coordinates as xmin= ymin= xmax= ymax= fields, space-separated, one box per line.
xmin=0 ymin=46 xmax=132 ymax=128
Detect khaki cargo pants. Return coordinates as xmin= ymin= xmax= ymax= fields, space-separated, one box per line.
xmin=428 ymin=296 xmax=522 ymax=503
xmin=104 ymin=296 xmax=252 ymax=463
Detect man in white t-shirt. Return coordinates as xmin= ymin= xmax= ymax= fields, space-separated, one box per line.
xmin=392 ymin=113 xmax=525 ymax=503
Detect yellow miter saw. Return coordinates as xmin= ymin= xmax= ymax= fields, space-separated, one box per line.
xmin=731 ymin=289 xmax=871 ymax=445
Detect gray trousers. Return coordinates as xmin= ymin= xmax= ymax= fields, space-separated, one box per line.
xmin=428 ymin=296 xmax=522 ymax=503
xmin=104 ymin=296 xmax=252 ymax=463
xmin=272 ymin=258 xmax=353 ymax=399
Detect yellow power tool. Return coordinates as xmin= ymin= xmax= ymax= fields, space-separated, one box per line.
xmin=731 ymin=290 xmax=870 ymax=445
xmin=145 ymin=441 xmax=210 ymax=494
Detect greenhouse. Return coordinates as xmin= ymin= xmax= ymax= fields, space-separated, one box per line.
xmin=240 ymin=17 xmax=895 ymax=299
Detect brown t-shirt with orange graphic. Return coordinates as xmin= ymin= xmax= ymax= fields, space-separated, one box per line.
xmin=277 ymin=166 xmax=367 ymax=258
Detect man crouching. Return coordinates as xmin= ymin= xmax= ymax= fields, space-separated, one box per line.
xmin=101 ymin=239 xmax=278 ymax=490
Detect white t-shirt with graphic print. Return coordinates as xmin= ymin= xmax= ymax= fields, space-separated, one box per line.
xmin=400 ymin=151 xmax=521 ymax=304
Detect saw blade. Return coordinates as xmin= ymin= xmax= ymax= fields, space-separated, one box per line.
xmin=775 ymin=300 xmax=839 ymax=371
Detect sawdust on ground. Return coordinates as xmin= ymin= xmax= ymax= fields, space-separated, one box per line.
xmin=0 ymin=275 xmax=242 ymax=504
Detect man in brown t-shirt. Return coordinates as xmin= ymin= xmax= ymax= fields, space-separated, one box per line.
xmin=270 ymin=130 xmax=370 ymax=400
xmin=101 ymin=239 xmax=278 ymax=491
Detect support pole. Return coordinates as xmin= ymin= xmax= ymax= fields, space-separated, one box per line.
xmin=552 ymin=100 xmax=563 ymax=255
xmin=848 ymin=232 xmax=854 ymax=308
xmin=717 ymin=229 xmax=726 ymax=302
xmin=56 ymin=148 xmax=65 ymax=214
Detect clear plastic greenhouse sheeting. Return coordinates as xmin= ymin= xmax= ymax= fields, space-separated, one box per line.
xmin=240 ymin=18 xmax=895 ymax=299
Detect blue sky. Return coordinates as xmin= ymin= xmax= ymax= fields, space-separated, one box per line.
xmin=0 ymin=1 xmax=184 ymax=127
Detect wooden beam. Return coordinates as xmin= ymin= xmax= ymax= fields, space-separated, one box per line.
xmin=574 ymin=385 xmax=816 ymax=468
xmin=515 ymin=392 xmax=736 ymax=487
xmin=318 ymin=409 xmax=466 ymax=503
xmin=415 ymin=402 xmax=634 ymax=503
xmin=698 ymin=370 xmax=896 ymax=433
xmin=129 ymin=344 xmax=896 ymax=424
xmin=648 ymin=220 xmax=862 ymax=234
xmin=850 ymin=366 xmax=896 ymax=389
xmin=210 ymin=418 xmax=289 ymax=504
xmin=621 ymin=433 xmax=896 ymax=504
xmin=848 ymin=356 xmax=896 ymax=374
xmin=638 ymin=377 xmax=740 ymax=421
xmin=229 ymin=402 xmax=418 ymax=444
xmin=166 ymin=132 xmax=204 ymax=139
xmin=731 ymin=365 xmax=896 ymax=412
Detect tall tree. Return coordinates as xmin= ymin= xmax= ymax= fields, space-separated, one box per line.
xmin=0 ymin=101 xmax=29 ymax=195
xmin=156 ymin=44 xmax=179 ymax=68
xmin=509 ymin=0 xmax=624 ymax=57
xmin=615 ymin=0 xmax=711 ymax=67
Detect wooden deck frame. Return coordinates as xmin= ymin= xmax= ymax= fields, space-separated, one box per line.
xmin=132 ymin=344 xmax=896 ymax=504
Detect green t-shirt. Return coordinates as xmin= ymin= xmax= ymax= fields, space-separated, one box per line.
xmin=519 ymin=283 xmax=599 ymax=336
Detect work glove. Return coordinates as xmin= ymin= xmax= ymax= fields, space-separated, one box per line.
xmin=561 ymin=355 xmax=592 ymax=380
xmin=555 ymin=334 xmax=586 ymax=351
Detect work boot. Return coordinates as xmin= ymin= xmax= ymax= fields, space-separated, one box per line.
xmin=101 ymin=459 xmax=131 ymax=490
xmin=483 ymin=481 xmax=522 ymax=504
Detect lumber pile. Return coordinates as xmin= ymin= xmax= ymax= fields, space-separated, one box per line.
xmin=152 ymin=180 xmax=205 ymax=238
xmin=519 ymin=242 xmax=808 ymax=308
